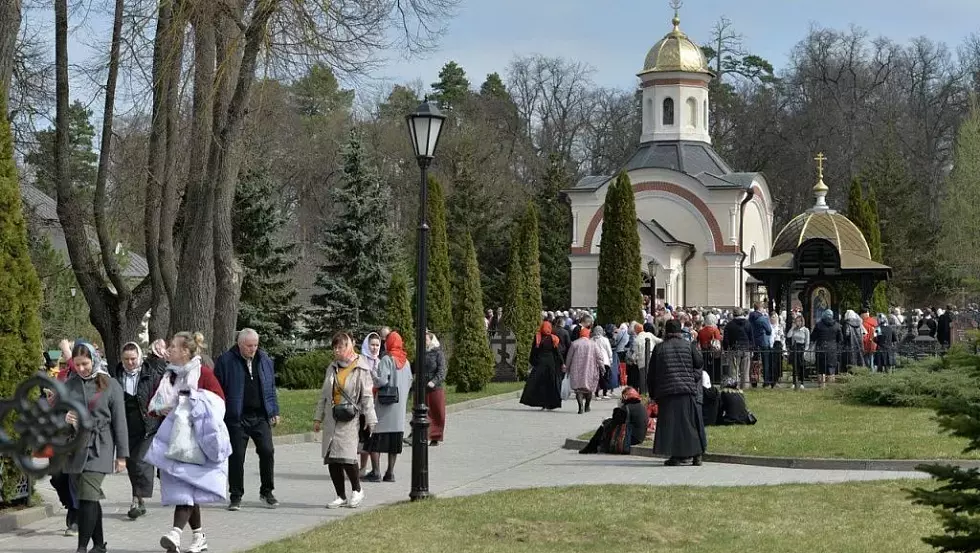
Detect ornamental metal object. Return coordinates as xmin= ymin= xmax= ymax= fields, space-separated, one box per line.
xmin=0 ymin=374 xmax=92 ymax=478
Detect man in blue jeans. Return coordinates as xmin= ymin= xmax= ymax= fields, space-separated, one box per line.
xmin=748 ymin=302 xmax=774 ymax=388
xmin=214 ymin=328 xmax=281 ymax=511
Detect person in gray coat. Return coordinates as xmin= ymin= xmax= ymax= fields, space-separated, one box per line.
xmin=365 ymin=331 xmax=413 ymax=482
xmin=63 ymin=342 xmax=129 ymax=553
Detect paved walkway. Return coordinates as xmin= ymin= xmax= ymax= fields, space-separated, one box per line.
xmin=3 ymin=396 xmax=926 ymax=553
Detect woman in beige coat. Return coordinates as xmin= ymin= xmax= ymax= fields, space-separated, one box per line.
xmin=313 ymin=333 xmax=377 ymax=509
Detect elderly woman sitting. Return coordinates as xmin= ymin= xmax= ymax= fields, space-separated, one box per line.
xmin=578 ymin=387 xmax=649 ymax=454
xmin=718 ymin=378 xmax=756 ymax=425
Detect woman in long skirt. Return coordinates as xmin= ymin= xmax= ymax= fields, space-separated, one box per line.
xmin=520 ymin=322 xmax=565 ymax=410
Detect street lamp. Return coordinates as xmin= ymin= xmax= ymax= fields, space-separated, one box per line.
xmin=70 ymin=287 xmax=78 ymax=337
xmin=405 ymin=97 xmax=446 ymax=502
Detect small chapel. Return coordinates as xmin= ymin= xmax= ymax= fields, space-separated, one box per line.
xmin=565 ymin=11 xmax=774 ymax=309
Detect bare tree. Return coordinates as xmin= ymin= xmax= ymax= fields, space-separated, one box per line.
xmin=0 ymin=0 xmax=21 ymax=107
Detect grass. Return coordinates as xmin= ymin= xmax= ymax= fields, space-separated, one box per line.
xmin=243 ymin=481 xmax=941 ymax=553
xmin=274 ymin=381 xmax=524 ymax=436
xmin=582 ymin=389 xmax=980 ymax=459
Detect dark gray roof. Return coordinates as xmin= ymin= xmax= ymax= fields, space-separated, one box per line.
xmin=637 ymin=218 xmax=694 ymax=248
xmin=20 ymin=183 xmax=149 ymax=279
xmin=566 ymin=140 xmax=760 ymax=191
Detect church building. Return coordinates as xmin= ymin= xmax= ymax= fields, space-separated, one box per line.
xmin=565 ymin=12 xmax=774 ymax=309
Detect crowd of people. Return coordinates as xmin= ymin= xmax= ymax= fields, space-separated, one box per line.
xmin=41 ymin=326 xmax=448 ymax=553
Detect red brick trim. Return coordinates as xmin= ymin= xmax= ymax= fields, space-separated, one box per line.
xmin=579 ymin=181 xmax=727 ymax=254
xmin=641 ymin=78 xmax=709 ymax=88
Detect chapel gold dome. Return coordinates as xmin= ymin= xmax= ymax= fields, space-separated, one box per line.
xmin=640 ymin=15 xmax=713 ymax=76
xmin=771 ymin=211 xmax=872 ymax=260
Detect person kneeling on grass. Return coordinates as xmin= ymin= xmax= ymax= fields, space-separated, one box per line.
xmin=578 ymin=387 xmax=648 ymax=454
xmin=718 ymin=378 xmax=756 ymax=425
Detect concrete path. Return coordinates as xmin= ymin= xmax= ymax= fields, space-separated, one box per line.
xmin=2 ymin=396 xmax=926 ymax=553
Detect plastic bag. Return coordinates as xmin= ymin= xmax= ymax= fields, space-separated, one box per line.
xmin=561 ymin=375 xmax=572 ymax=400
xmin=148 ymin=380 xmax=178 ymax=415
xmin=165 ymin=395 xmax=206 ymax=465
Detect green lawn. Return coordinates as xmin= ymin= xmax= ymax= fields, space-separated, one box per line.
xmin=582 ymin=389 xmax=979 ymax=459
xmin=244 ymin=481 xmax=941 ymax=553
xmin=274 ymin=382 xmax=524 ymax=436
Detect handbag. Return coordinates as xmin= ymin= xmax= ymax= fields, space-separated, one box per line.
xmin=377 ymin=362 xmax=399 ymax=406
xmin=165 ymin=394 xmax=206 ymax=465
xmin=331 ymin=364 xmax=361 ymax=423
xmin=606 ymin=408 xmax=632 ymax=455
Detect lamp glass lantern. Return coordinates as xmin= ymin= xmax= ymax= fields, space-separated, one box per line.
xmin=405 ymin=99 xmax=446 ymax=160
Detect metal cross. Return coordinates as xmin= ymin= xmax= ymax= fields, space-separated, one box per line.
xmin=814 ymin=152 xmax=827 ymax=179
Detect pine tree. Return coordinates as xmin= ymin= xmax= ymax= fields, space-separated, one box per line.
xmin=844 ymin=175 xmax=888 ymax=312
xmin=431 ymin=61 xmax=470 ymax=111
xmin=233 ymin=166 xmax=299 ymax=357
xmin=448 ymin=232 xmax=495 ymax=392
xmin=846 ymin=177 xmax=867 ymax=233
xmin=308 ymin=130 xmax=392 ymax=339
xmin=518 ymin=202 xmax=543 ymax=352
xmin=502 ymin=223 xmax=527 ymax=374
xmin=479 ymin=72 xmax=508 ymax=100
xmin=537 ymin=154 xmax=571 ymax=309
xmin=864 ymin=184 xmax=888 ymax=313
xmin=421 ymin=175 xmax=453 ymax=335
xmin=940 ymin=97 xmax=980 ymax=284
xmin=596 ymin=171 xmax=642 ymax=326
xmin=385 ymin=264 xmax=415 ymax=362
xmin=24 ymin=100 xmax=97 ymax=201
xmin=909 ymin=352 xmax=980 ymax=552
xmin=0 ymin=95 xmax=44 ymax=502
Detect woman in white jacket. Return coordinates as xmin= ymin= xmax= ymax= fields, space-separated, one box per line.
xmin=785 ymin=314 xmax=811 ymax=390
xmin=591 ymin=326 xmax=613 ymax=399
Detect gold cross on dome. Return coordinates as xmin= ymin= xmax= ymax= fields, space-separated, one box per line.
xmin=814 ymin=152 xmax=827 ymax=179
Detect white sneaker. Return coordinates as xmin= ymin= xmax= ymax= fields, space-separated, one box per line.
xmin=188 ymin=531 xmax=208 ymax=553
xmin=160 ymin=527 xmax=182 ymax=553
xmin=326 ymin=497 xmax=346 ymax=509
xmin=346 ymin=490 xmax=364 ymax=508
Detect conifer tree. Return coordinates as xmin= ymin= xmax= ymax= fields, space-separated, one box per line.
xmin=233 ymin=166 xmax=299 ymax=357
xmin=0 ymin=96 xmax=44 ymax=501
xmin=385 ymin=264 xmax=415 ymax=361
xmin=421 ymin=175 xmax=454 ymax=335
xmin=864 ymin=184 xmax=888 ymax=313
xmin=596 ymin=171 xmax=642 ymax=326
xmin=537 ymin=154 xmax=571 ymax=310
xmin=909 ymin=351 xmax=980 ymax=552
xmin=431 ymin=61 xmax=471 ymax=111
xmin=502 ymin=223 xmax=528 ymax=375
xmin=940 ymin=97 xmax=980 ymax=284
xmin=519 ymin=201 xmax=543 ymax=329
xmin=308 ymin=130 xmax=392 ymax=339
xmin=448 ymin=232 xmax=495 ymax=392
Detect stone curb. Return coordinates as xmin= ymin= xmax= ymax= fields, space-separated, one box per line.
xmin=0 ymin=504 xmax=54 ymax=533
xmin=272 ymin=390 xmax=523 ymax=446
xmin=561 ymin=438 xmax=980 ymax=472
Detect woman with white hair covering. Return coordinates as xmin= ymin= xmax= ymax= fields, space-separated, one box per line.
xmin=841 ymin=310 xmax=865 ymax=370
xmin=876 ymin=314 xmax=899 ymax=372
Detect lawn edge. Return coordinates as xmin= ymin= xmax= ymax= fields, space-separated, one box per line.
xmin=272 ymin=389 xmax=523 ymax=446
xmin=560 ymin=438 xmax=980 ymax=471
xmin=0 ymin=503 xmax=55 ymax=533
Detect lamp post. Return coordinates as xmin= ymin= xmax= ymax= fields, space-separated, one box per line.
xmin=405 ymin=98 xmax=446 ymax=502
xmin=70 ymin=287 xmax=77 ymax=337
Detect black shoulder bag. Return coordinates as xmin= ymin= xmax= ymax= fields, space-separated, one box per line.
xmin=377 ymin=359 xmax=399 ymax=406
xmin=331 ymin=364 xmax=361 ymax=423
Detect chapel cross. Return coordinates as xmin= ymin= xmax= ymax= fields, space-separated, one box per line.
xmin=814 ymin=152 xmax=827 ymax=179
xmin=495 ymin=330 xmax=517 ymax=370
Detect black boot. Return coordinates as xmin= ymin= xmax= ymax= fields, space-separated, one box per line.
xmin=664 ymin=457 xmax=682 ymax=466
xmin=576 ymin=393 xmax=584 ymax=415
xmin=692 ymin=455 xmax=703 ymax=466
xmin=584 ymin=394 xmax=592 ymax=413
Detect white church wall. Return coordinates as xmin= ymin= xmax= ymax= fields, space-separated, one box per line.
xmin=570 ymin=255 xmax=599 ymax=308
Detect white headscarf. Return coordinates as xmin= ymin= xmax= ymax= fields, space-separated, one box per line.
xmin=121 ymin=342 xmax=144 ymax=375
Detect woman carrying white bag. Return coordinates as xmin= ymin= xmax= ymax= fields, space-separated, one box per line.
xmin=145 ymin=332 xmax=231 ymax=553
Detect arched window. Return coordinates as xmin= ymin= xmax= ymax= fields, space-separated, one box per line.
xmin=750 ymin=246 xmax=757 ymax=265
xmin=662 ymin=98 xmax=674 ymax=126
xmin=703 ymin=100 xmax=708 ymax=129
xmin=645 ymin=98 xmax=653 ymax=128
xmin=686 ymin=97 xmax=697 ymax=127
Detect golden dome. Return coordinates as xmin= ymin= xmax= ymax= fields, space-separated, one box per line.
xmin=640 ymin=14 xmax=713 ymax=76
xmin=771 ymin=211 xmax=872 ymax=259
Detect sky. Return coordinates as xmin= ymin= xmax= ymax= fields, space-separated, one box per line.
xmin=24 ymin=0 xmax=980 ymax=101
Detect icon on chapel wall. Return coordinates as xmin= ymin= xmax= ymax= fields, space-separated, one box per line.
xmin=810 ymin=286 xmax=831 ymax=325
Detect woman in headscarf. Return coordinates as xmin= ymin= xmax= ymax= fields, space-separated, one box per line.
xmin=358 ymin=333 xmax=383 ymax=478
xmin=811 ymin=309 xmax=843 ymax=388
xmin=421 ymin=331 xmax=448 ymax=445
xmin=147 ymin=332 xmax=229 ymax=553
xmin=842 ymin=309 xmax=865 ymax=371
xmin=520 ymin=321 xmax=565 ymax=410
xmin=566 ymin=327 xmax=604 ymax=414
xmin=647 ymin=319 xmax=706 ymax=466
xmin=578 ymin=386 xmax=649 ymax=453
xmin=62 ymin=343 xmax=128 ymax=553
xmin=592 ymin=326 xmax=613 ymax=399
xmin=365 ymin=331 xmax=412 ymax=482
xmin=314 ymin=332 xmax=377 ymax=508
xmin=113 ymin=341 xmax=166 ymax=520
xmin=876 ymin=314 xmax=899 ymax=373
xmin=611 ymin=323 xmax=629 ymax=389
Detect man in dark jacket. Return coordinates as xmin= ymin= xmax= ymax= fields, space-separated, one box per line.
xmin=722 ymin=308 xmax=754 ymax=388
xmin=214 ymin=328 xmax=281 ymax=511
xmin=748 ymin=302 xmax=773 ymax=388
xmin=937 ymin=306 xmax=953 ymax=347
xmin=114 ymin=342 xmax=165 ymax=520
xmin=571 ymin=314 xmax=593 ymax=341
xmin=553 ymin=318 xmax=571 ymax=358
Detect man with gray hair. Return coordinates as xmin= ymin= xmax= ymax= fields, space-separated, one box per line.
xmin=214 ymin=328 xmax=281 ymax=511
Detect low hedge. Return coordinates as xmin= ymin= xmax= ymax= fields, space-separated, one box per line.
xmin=835 ymin=352 xmax=980 ymax=408
xmin=277 ymin=349 xmax=333 ymax=390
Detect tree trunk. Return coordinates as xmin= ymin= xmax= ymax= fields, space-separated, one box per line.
xmin=171 ymin=4 xmax=217 ymax=338
xmin=0 ymin=0 xmax=20 ymax=109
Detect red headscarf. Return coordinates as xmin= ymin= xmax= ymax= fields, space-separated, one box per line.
xmin=534 ymin=321 xmax=560 ymax=348
xmin=622 ymin=386 xmax=641 ymax=403
xmin=578 ymin=327 xmax=591 ymax=339
xmin=385 ymin=331 xmax=408 ymax=369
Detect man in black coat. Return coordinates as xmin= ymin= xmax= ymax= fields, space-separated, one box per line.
xmin=553 ymin=318 xmax=571 ymax=358
xmin=722 ymin=308 xmax=754 ymax=389
xmin=647 ymin=319 xmax=706 ymax=466
xmin=937 ymin=306 xmax=953 ymax=347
